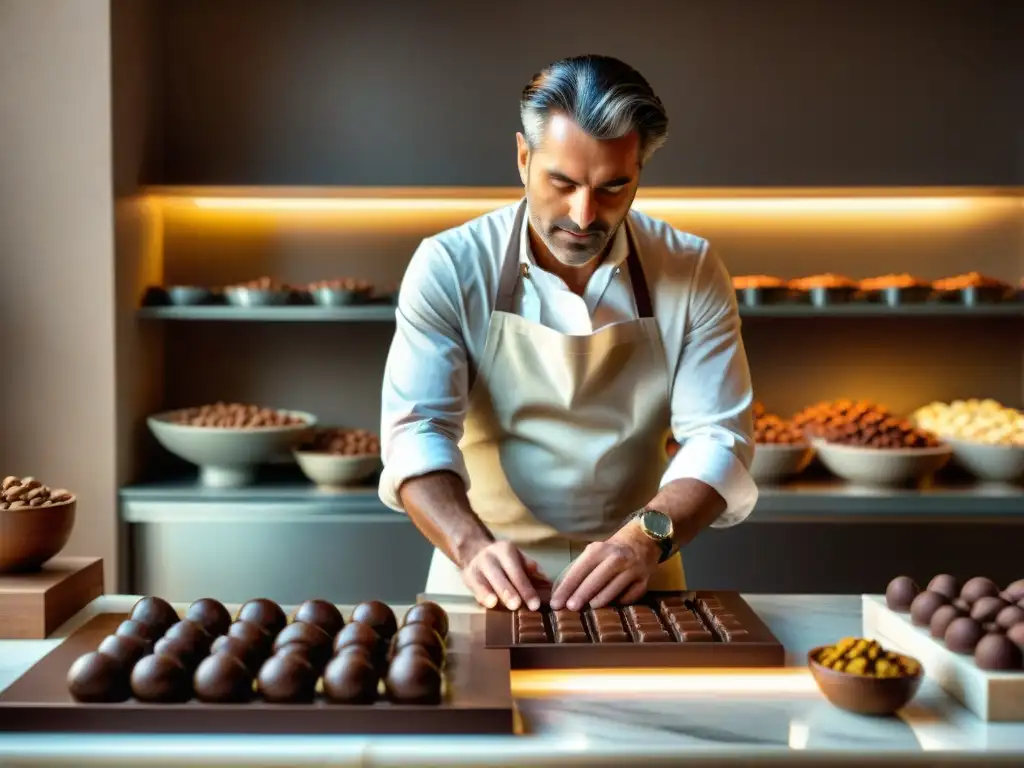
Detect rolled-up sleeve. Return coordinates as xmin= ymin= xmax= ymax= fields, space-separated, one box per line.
xmin=378 ymin=239 xmax=471 ymax=512
xmin=660 ymin=244 xmax=758 ymax=526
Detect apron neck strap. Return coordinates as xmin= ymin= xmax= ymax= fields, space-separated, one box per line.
xmin=496 ymin=199 xmax=654 ymax=319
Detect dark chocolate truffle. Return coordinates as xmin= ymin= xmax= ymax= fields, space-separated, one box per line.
xmin=945 ymin=617 xmax=985 ymax=654
xmin=97 ymin=634 xmax=149 ymax=669
xmin=273 ymin=621 xmax=332 ymax=668
xmin=974 ymin=633 xmax=1023 ymax=671
xmin=385 ymin=647 xmax=442 ymax=704
xmin=961 ymin=577 xmax=1000 ymax=604
xmin=293 ymin=599 xmax=344 ymax=638
xmin=67 ymin=651 xmax=130 ymax=703
xmin=403 ymin=602 xmax=448 ymax=639
xmin=257 ymin=653 xmax=317 ymax=703
xmin=227 ymin=620 xmax=272 ymax=653
xmin=910 ymin=590 xmax=948 ymax=627
xmin=164 ymin=619 xmax=213 ymax=651
xmin=391 ymin=622 xmax=445 ymax=667
xmin=131 ymin=653 xmax=192 ymax=703
xmin=193 ymin=653 xmax=253 ymax=703
xmin=926 ymin=574 xmax=960 ymax=600
xmin=350 ymin=601 xmax=398 ymax=640
xmin=237 ymin=598 xmax=287 ymax=636
xmin=335 ymin=629 xmax=387 ymax=674
xmin=929 ymin=604 xmax=965 ymax=639
xmin=115 ymin=618 xmax=155 ymax=644
xmin=210 ymin=634 xmax=266 ymax=672
xmin=1002 ymin=579 xmax=1024 ymax=602
xmin=323 ymin=652 xmax=379 ymax=704
xmin=130 ymin=596 xmax=179 ymax=636
xmin=1008 ymin=623 xmax=1024 ymax=650
xmin=996 ymin=604 xmax=1024 ymax=630
xmin=970 ymin=596 xmax=1009 ymax=624
xmin=153 ymin=635 xmax=204 ymax=670
xmin=885 ymin=576 xmax=920 ymax=611
xmin=186 ymin=598 xmax=232 ymax=637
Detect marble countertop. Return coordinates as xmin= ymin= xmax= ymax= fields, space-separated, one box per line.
xmin=1 ymin=594 xmax=1022 ymax=767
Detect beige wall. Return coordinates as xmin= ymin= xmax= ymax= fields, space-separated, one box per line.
xmin=0 ymin=0 xmax=119 ymax=588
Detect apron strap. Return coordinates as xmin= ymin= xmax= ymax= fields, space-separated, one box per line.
xmin=494 ymin=200 xmax=655 ymax=319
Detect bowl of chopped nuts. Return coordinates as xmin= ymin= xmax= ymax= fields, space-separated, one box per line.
xmin=293 ymin=428 xmax=381 ymax=490
xmin=808 ymin=638 xmax=923 ymax=716
xmin=0 ymin=476 xmax=76 ymax=573
xmin=750 ymin=404 xmax=814 ymax=484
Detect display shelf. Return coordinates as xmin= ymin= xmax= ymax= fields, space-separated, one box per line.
xmin=137 ymin=303 xmax=1023 ymax=322
xmin=120 ymin=476 xmax=1024 ymax=524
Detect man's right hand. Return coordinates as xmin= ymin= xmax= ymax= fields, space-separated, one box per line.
xmin=460 ymin=540 xmax=546 ymax=611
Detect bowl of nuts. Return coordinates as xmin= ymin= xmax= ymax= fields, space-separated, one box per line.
xmin=308 ymin=278 xmax=374 ymax=306
xmin=750 ymin=403 xmax=814 ymax=484
xmin=808 ymin=638 xmax=923 ymax=716
xmin=912 ymin=399 xmax=1024 ymax=482
xmin=293 ymin=428 xmax=381 ymax=490
xmin=223 ymin=277 xmax=292 ymax=307
xmin=148 ymin=403 xmax=316 ymax=488
xmin=0 ymin=476 xmax=76 ymax=573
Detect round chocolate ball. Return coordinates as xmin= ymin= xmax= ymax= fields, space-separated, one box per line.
xmin=385 ymin=647 xmax=442 ymax=704
xmin=910 ymin=590 xmax=948 ymax=627
xmin=970 ymin=596 xmax=1009 ymax=623
xmin=97 ymin=634 xmax=149 ymax=669
xmin=1008 ymin=622 xmax=1024 ymax=650
xmin=961 ymin=577 xmax=1000 ymax=604
xmin=193 ymin=653 xmax=253 ymax=703
xmin=67 ymin=651 xmax=130 ymax=703
xmin=164 ymin=620 xmax=212 ymax=651
xmin=1002 ymin=578 xmax=1024 ymax=602
xmin=974 ymin=633 xmax=1023 ymax=671
xmin=929 ymin=604 xmax=965 ymax=639
xmin=402 ymin=602 xmax=448 ymax=639
xmin=186 ymin=598 xmax=232 ymax=637
xmin=885 ymin=576 xmax=920 ymax=611
xmin=945 ymin=617 xmax=985 ymax=654
xmin=323 ymin=652 xmax=379 ymax=704
xmin=153 ymin=635 xmax=204 ymax=670
xmin=334 ymin=621 xmax=383 ymax=653
xmin=273 ymin=621 xmax=332 ymax=668
xmin=130 ymin=596 xmax=179 ymax=636
xmin=391 ymin=622 xmax=445 ymax=667
xmin=257 ymin=653 xmax=317 ymax=703
xmin=227 ymin=620 xmax=272 ymax=653
xmin=115 ymin=618 xmax=155 ymax=645
xmin=293 ymin=599 xmax=344 ymax=638
xmin=926 ymin=574 xmax=960 ymax=600
xmin=131 ymin=653 xmax=192 ymax=703
xmin=237 ymin=598 xmax=287 ymax=637
xmin=996 ymin=604 xmax=1024 ymax=630
xmin=210 ymin=633 xmax=266 ymax=672
xmin=350 ymin=601 xmax=398 ymax=640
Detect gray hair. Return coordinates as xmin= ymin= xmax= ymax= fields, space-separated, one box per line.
xmin=520 ymin=55 xmax=669 ymax=165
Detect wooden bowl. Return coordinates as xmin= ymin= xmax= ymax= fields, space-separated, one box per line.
xmin=0 ymin=497 xmax=76 ymax=573
xmin=807 ymin=645 xmax=923 ymax=716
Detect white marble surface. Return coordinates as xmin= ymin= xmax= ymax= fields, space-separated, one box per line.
xmin=0 ymin=594 xmax=1023 ymax=767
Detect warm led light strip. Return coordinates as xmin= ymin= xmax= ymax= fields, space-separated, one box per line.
xmin=510 ymin=668 xmax=816 ymax=696
xmin=186 ymin=196 xmax=978 ymax=213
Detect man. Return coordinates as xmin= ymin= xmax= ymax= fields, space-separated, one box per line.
xmin=379 ymin=54 xmax=757 ymax=613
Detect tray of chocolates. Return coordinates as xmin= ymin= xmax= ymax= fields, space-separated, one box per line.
xmin=0 ymin=596 xmax=512 ymax=734
xmin=486 ymin=591 xmax=784 ymax=669
xmin=863 ymin=575 xmax=1024 ymax=721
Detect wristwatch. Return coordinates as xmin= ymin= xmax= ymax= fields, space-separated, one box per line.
xmin=629 ymin=507 xmax=675 ymax=563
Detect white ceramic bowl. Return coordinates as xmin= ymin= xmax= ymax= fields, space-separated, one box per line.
xmin=750 ymin=443 xmax=815 ymax=484
xmin=148 ymin=410 xmax=316 ymax=488
xmin=812 ymin=439 xmax=952 ymax=487
xmin=945 ymin=438 xmax=1024 ymax=483
xmin=293 ymin=451 xmax=381 ymax=490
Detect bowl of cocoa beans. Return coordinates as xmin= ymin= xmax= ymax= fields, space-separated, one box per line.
xmin=749 ymin=403 xmax=815 ymax=485
xmin=293 ymin=428 xmax=381 ymax=490
xmin=0 ymin=476 xmax=76 ymax=572
xmin=148 ymin=403 xmax=316 ymax=488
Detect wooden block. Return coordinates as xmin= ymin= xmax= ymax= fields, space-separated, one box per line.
xmin=862 ymin=594 xmax=1024 ymax=722
xmin=0 ymin=557 xmax=104 ymax=639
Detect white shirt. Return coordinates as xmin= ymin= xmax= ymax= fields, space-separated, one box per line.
xmin=378 ymin=201 xmax=758 ymax=526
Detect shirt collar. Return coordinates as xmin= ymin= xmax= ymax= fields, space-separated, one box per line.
xmin=519 ymin=206 xmax=630 ymax=269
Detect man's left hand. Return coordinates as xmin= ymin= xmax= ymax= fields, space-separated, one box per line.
xmin=549 ymin=527 xmax=662 ymax=611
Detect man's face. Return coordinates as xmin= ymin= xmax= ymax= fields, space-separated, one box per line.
xmin=517 ymin=114 xmax=641 ymax=267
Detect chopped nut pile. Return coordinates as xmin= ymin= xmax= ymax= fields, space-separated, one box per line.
xmin=164 ymin=403 xmax=309 ymax=429
xmin=814 ymin=637 xmax=920 ymax=678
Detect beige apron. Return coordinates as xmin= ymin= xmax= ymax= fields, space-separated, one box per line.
xmin=425 ymin=199 xmax=686 ymax=596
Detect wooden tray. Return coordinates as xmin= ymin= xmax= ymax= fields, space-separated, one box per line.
xmin=486 ymin=590 xmax=785 ymax=670
xmin=862 ymin=595 xmax=1024 ymax=722
xmin=0 ymin=610 xmax=513 ymax=734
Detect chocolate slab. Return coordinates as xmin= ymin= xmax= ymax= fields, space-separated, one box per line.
xmin=0 ymin=611 xmax=512 ymax=734
xmin=486 ymin=591 xmax=785 ymax=670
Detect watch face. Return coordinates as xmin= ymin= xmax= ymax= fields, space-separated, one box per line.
xmin=642 ymin=509 xmax=672 ymax=539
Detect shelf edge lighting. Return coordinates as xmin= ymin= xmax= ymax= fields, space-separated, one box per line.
xmin=185 ymin=196 xmax=980 ymax=214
